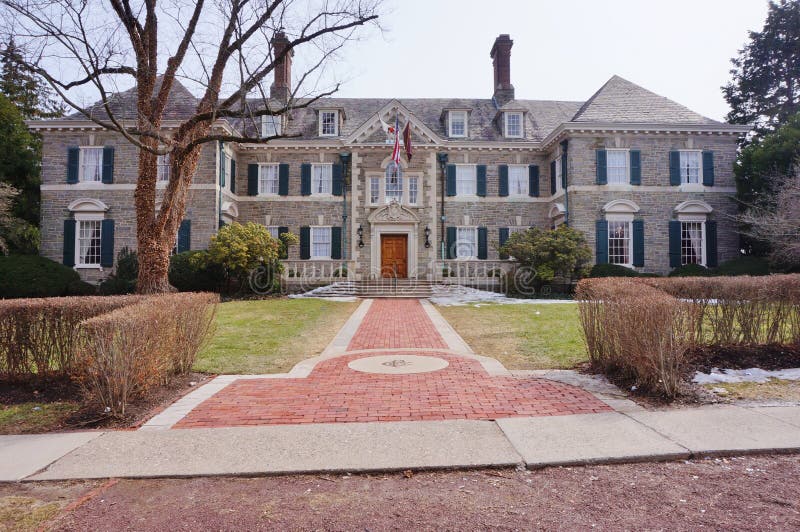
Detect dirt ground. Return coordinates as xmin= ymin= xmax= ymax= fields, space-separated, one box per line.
xmin=3 ymin=454 xmax=799 ymax=531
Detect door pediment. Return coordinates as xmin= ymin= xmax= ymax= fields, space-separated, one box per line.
xmin=368 ymin=201 xmax=419 ymax=224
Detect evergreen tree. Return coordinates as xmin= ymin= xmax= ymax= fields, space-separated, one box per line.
xmin=0 ymin=38 xmax=65 ymax=119
xmin=723 ymin=0 xmax=800 ymax=138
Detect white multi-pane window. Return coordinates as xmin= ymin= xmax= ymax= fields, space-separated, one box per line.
xmin=385 ymin=163 xmax=403 ymax=203
xmin=456 ymin=165 xmax=477 ymax=195
xmin=606 ymin=150 xmax=628 ymax=184
xmin=555 ymin=158 xmax=563 ymax=191
xmin=370 ymin=177 xmax=380 ymax=204
xmin=448 ymin=111 xmax=467 ymax=137
xmin=456 ymin=227 xmax=478 ymax=259
xmin=681 ymin=221 xmax=705 ymax=265
xmin=508 ymin=165 xmax=528 ymax=195
xmin=408 ymin=177 xmax=419 ymax=205
xmin=679 ymin=151 xmax=701 ymax=184
xmin=261 ymin=115 xmax=282 ymax=137
xmin=267 ymin=226 xmax=280 ymax=239
xmin=504 ymin=112 xmax=523 ymax=138
xmin=259 ymin=164 xmax=279 ymax=195
xmin=607 ymin=221 xmax=632 ymax=266
xmin=80 ymin=147 xmax=103 ymax=182
xmin=157 ymin=154 xmax=170 ymax=182
xmin=77 ymin=219 xmax=102 ymax=266
xmin=312 ymin=164 xmax=332 ymax=194
xmin=319 ymin=110 xmax=338 ymax=136
xmin=311 ymin=227 xmax=332 ymax=259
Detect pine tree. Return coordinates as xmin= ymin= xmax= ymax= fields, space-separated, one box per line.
xmin=1 ymin=38 xmax=65 ymax=119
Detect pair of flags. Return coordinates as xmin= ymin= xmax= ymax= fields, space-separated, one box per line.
xmin=381 ymin=115 xmax=413 ymax=163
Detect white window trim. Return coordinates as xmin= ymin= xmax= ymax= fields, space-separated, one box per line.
xmin=310 ymin=225 xmax=333 ymax=260
xmin=606 ymin=148 xmax=630 ymax=185
xmin=554 ymin=158 xmax=563 ymax=192
xmin=679 ymin=218 xmax=707 ymax=267
xmin=448 ymin=110 xmax=468 ymax=138
xmin=157 ymin=152 xmax=170 ymax=182
xmin=455 ymin=164 xmax=478 ymax=197
xmin=367 ymin=171 xmax=422 ymax=205
xmin=408 ymin=176 xmax=419 ymax=205
xmin=78 ymin=146 xmax=104 ymax=183
xmin=261 ymin=114 xmax=282 ymax=138
xmin=258 ymin=163 xmax=280 ymax=196
xmin=678 ymin=149 xmax=704 ymax=186
xmin=605 ymin=216 xmax=634 ymax=268
xmin=318 ymin=110 xmax=339 ymax=137
xmin=74 ymin=214 xmax=104 ymax=269
xmin=455 ymin=226 xmax=478 ymax=260
xmin=504 ymin=112 xmax=523 ymax=138
xmin=310 ymin=163 xmax=333 ymax=196
xmin=508 ymin=165 xmax=529 ymax=196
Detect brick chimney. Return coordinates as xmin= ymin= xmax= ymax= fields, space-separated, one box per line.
xmin=490 ymin=34 xmax=514 ymax=105
xmin=270 ymin=31 xmax=293 ymax=101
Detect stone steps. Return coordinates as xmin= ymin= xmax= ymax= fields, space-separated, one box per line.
xmin=301 ymin=280 xmax=436 ymax=298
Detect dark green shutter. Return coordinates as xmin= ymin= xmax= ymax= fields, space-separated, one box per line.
xmin=219 ymin=151 xmax=226 ymax=187
xmin=230 ymin=159 xmax=236 ymax=194
xmin=247 ymin=164 xmax=259 ymax=196
xmin=706 ymin=221 xmax=718 ymax=267
xmin=561 ymin=152 xmax=568 ymax=189
xmin=529 ymin=165 xmax=539 ymax=197
xmin=630 ymin=150 xmax=641 ymax=185
xmin=278 ymin=226 xmax=289 ymax=259
xmin=669 ymin=220 xmax=682 ymax=268
xmin=177 ymin=220 xmax=191 ymax=253
xmin=476 ymin=165 xmax=487 ymax=197
xmin=278 ymin=164 xmax=290 ymax=196
xmin=595 ymin=220 xmax=608 ymax=264
xmin=477 ymin=227 xmax=488 ymax=259
xmin=100 ymin=219 xmax=115 ymax=267
xmin=331 ymin=226 xmax=342 ymax=259
xmin=102 ymin=146 xmax=114 ymax=184
xmin=669 ymin=151 xmax=681 ymax=186
xmin=632 ymin=219 xmax=644 ymax=267
xmin=596 ymin=150 xmax=607 ymax=185
xmin=550 ymin=160 xmax=557 ymax=195
xmin=66 ymin=147 xmax=79 ymax=183
xmin=300 ymin=163 xmax=311 ymax=196
xmin=498 ymin=165 xmax=509 ymax=197
xmin=63 ymin=219 xmax=76 ymax=266
xmin=446 ymin=226 xmax=456 ymax=259
xmin=702 ymin=151 xmax=715 ymax=186
xmin=332 ymin=164 xmax=343 ymax=196
xmin=299 ymin=226 xmax=311 ymax=259
xmin=446 ymin=164 xmax=456 ymax=196
xmin=499 ymin=227 xmax=510 ymax=260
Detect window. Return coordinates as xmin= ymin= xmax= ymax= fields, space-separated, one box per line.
xmin=448 ymin=111 xmax=467 ymax=137
xmin=607 ymin=220 xmax=632 ymax=266
xmin=606 ymin=149 xmax=628 ymax=184
xmin=319 ymin=110 xmax=338 ymax=136
xmin=456 ymin=165 xmax=477 ymax=195
xmin=385 ymin=162 xmax=403 ymax=203
xmin=681 ymin=221 xmax=705 ymax=265
xmin=77 ymin=219 xmax=102 ymax=266
xmin=261 ymin=115 xmax=282 ymax=137
xmin=456 ymin=227 xmax=478 ymax=259
xmin=408 ymin=177 xmax=419 ymax=205
xmin=157 ymin=154 xmax=170 ymax=182
xmin=80 ymin=147 xmax=104 ymax=182
xmin=311 ymin=226 xmax=332 ymax=259
xmin=679 ymin=151 xmax=701 ymax=184
xmin=267 ymin=226 xmax=280 ymax=239
xmin=259 ymin=164 xmax=279 ymax=195
xmin=312 ymin=164 xmax=332 ymax=194
xmin=504 ymin=112 xmax=523 ymax=138
xmin=370 ymin=177 xmax=380 ymax=204
xmin=555 ymin=158 xmax=563 ymax=192
xmin=508 ymin=165 xmax=528 ymax=195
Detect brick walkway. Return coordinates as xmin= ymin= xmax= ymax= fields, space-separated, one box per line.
xmin=172 ymin=299 xmax=611 ymax=428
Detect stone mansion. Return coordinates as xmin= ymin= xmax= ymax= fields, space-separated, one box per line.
xmin=31 ymin=34 xmax=749 ymax=285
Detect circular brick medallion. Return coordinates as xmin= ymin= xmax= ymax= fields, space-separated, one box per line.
xmin=347 ymin=355 xmax=449 ymax=375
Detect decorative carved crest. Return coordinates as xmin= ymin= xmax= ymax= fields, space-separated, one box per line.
xmin=368 ymin=201 xmax=419 ymax=224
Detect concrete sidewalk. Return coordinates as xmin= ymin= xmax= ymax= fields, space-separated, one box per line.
xmin=3 ymin=404 xmax=799 ymax=481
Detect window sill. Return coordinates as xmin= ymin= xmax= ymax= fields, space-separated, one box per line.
xmin=679 ymin=183 xmax=705 ymax=192
xmin=309 ymin=257 xmax=333 ymax=261
xmin=606 ymin=183 xmax=633 ymax=190
xmin=75 ymin=265 xmax=103 ymax=270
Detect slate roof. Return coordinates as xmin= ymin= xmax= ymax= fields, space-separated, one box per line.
xmin=66 ymin=75 xmax=730 ymax=140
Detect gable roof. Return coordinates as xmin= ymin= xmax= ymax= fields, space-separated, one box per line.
xmin=570 ymin=75 xmax=721 ymax=125
xmin=67 ymin=77 xmax=198 ymax=121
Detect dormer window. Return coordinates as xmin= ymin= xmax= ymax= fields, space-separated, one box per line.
xmin=319 ymin=110 xmax=339 ymax=137
xmin=261 ymin=114 xmax=282 ymax=137
xmin=448 ymin=111 xmax=467 ymax=138
xmin=504 ymin=112 xmax=523 ymax=138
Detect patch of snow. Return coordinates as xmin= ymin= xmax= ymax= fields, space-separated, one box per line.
xmin=289 ymin=283 xmax=358 ymax=302
xmin=430 ymin=285 xmax=575 ymax=306
xmin=693 ymin=367 xmax=800 ymax=384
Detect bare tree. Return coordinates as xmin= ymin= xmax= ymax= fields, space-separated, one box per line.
xmin=1 ymin=0 xmax=380 ymax=293
xmin=740 ymin=166 xmax=800 ymax=265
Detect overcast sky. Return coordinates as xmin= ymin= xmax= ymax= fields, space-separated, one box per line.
xmin=326 ymin=0 xmax=770 ymax=121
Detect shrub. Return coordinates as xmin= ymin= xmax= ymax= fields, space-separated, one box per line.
xmin=0 ymin=255 xmax=96 ymax=298
xmin=74 ymin=293 xmax=217 ymax=415
xmin=589 ymin=263 xmax=641 ymax=278
xmin=499 ymin=225 xmax=592 ymax=288
xmin=169 ymin=251 xmax=225 ymax=292
xmin=668 ymin=264 xmax=713 ymax=277
xmin=99 ymin=248 xmax=138 ymax=295
xmin=714 ymin=256 xmax=771 ymax=276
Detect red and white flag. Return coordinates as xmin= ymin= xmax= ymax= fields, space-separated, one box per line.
xmin=403 ymin=122 xmax=413 ymax=162
xmin=390 ymin=115 xmax=401 ymax=165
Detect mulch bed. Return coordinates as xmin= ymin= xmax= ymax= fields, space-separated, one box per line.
xmin=688 ymin=344 xmax=800 ymax=373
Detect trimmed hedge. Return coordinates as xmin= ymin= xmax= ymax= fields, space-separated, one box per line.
xmin=668 ymin=264 xmax=713 ymax=277
xmin=589 ymin=264 xmax=642 ymax=278
xmin=169 ymin=251 xmax=225 ymax=292
xmin=0 ymin=255 xmax=96 ymax=298
xmin=714 ymin=256 xmax=771 ymax=276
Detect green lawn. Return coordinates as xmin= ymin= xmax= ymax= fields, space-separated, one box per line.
xmin=437 ymin=303 xmax=587 ymax=370
xmin=0 ymin=402 xmax=80 ymax=435
xmin=195 ymin=298 xmax=360 ymax=374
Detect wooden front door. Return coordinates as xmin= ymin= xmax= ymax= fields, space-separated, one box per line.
xmin=380 ymin=234 xmax=408 ymax=278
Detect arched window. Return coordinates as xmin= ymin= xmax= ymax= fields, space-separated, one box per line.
xmin=385 ymin=161 xmax=403 ymax=203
